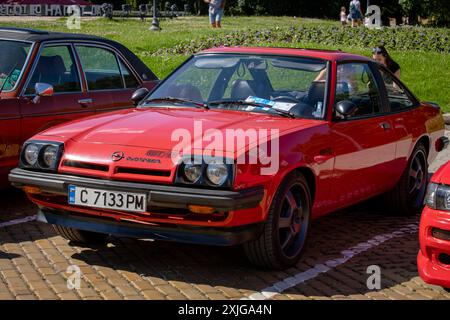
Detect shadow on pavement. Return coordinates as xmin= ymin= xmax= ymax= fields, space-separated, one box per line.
xmin=68 ymin=201 xmax=424 ymax=297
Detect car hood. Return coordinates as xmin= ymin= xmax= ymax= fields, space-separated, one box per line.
xmin=40 ymin=107 xmax=322 ymax=152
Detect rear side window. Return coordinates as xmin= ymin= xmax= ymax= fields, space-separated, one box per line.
xmin=378 ymin=68 xmax=415 ymax=112
xmin=26 ymin=45 xmax=81 ymax=94
xmin=119 ymin=59 xmax=139 ymax=88
xmin=76 ymin=46 xmax=123 ymax=91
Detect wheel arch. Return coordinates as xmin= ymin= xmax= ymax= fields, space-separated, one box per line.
xmin=416 ymin=135 xmax=430 ymax=157
xmin=292 ymin=166 xmax=316 ymax=204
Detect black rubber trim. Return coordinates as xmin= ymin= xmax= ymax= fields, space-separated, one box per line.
xmin=38 ymin=209 xmax=263 ymax=246
xmin=9 ymin=168 xmax=264 ymax=212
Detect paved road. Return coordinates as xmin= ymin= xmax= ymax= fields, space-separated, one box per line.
xmin=1 ymin=133 xmax=449 ymax=300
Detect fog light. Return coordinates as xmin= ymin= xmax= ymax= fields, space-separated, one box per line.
xmin=22 ymin=186 xmax=41 ymax=194
xmin=188 ymin=205 xmax=215 ymax=214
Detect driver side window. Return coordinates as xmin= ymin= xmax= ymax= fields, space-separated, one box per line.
xmin=26 ymin=45 xmax=81 ymax=95
xmin=334 ymin=63 xmax=381 ymax=119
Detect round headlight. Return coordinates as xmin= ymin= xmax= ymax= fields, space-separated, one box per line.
xmin=184 ymin=164 xmax=202 ymax=183
xmin=206 ymin=161 xmax=228 ymax=186
xmin=24 ymin=144 xmax=39 ymax=165
xmin=42 ymin=145 xmax=58 ymax=168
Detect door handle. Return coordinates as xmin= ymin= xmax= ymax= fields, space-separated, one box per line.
xmin=379 ymin=122 xmax=391 ymax=130
xmin=314 ymin=148 xmax=334 ymax=164
xmin=78 ymin=98 xmax=93 ymax=107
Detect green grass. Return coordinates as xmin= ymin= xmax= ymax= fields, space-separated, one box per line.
xmin=1 ymin=16 xmax=449 ymax=111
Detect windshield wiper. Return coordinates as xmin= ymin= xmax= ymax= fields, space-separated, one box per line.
xmin=209 ymin=99 xmax=296 ymax=119
xmin=143 ymin=96 xmax=209 ymax=109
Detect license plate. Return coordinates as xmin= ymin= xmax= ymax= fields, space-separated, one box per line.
xmin=68 ymin=185 xmax=147 ymax=213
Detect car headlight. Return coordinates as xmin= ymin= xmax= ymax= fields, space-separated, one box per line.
xmin=23 ymin=144 xmax=39 ymax=166
xmin=176 ymin=157 xmax=234 ymax=188
xmin=206 ymin=161 xmax=229 ymax=186
xmin=20 ymin=141 xmax=63 ymax=171
xmin=41 ymin=145 xmax=59 ymax=168
xmin=184 ymin=164 xmax=202 ymax=183
xmin=425 ymin=182 xmax=450 ymax=210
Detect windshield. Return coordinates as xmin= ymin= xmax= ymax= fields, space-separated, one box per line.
xmin=145 ymin=54 xmax=329 ymax=119
xmin=0 ymin=40 xmax=32 ymax=92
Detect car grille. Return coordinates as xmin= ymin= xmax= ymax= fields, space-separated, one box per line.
xmin=63 ymin=160 xmax=109 ymax=172
xmin=115 ymin=167 xmax=171 ymax=177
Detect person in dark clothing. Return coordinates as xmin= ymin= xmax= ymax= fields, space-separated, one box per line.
xmin=372 ymin=45 xmax=401 ymax=78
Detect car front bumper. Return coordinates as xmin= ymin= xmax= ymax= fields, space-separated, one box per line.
xmin=418 ymin=206 xmax=450 ymax=289
xmin=9 ymin=168 xmax=264 ymax=213
xmin=9 ymin=168 xmax=266 ymax=245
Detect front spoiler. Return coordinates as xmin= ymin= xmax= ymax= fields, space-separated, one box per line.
xmin=9 ymin=168 xmax=264 ymax=212
xmin=38 ymin=209 xmax=263 ymax=246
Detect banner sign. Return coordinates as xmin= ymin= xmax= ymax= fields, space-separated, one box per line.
xmin=0 ymin=4 xmax=102 ymax=16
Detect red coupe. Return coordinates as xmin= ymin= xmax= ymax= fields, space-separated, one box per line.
xmin=0 ymin=27 xmax=158 ymax=188
xmin=9 ymin=47 xmax=447 ymax=269
xmin=419 ymin=160 xmax=450 ymax=291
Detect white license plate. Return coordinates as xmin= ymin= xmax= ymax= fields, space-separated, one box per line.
xmin=68 ymin=185 xmax=147 ymax=213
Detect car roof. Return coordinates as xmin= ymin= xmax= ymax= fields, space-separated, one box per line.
xmin=0 ymin=27 xmax=158 ymax=81
xmin=199 ymin=46 xmax=371 ymax=62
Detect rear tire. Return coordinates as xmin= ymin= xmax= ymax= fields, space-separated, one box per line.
xmin=53 ymin=225 xmax=108 ymax=244
xmin=243 ymin=171 xmax=311 ymax=269
xmin=383 ymin=143 xmax=428 ymax=216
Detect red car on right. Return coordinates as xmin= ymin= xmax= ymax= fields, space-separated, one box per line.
xmin=419 ymin=160 xmax=450 ymax=291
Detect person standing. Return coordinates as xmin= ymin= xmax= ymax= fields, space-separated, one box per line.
xmin=348 ymin=0 xmax=363 ymax=27
xmin=372 ymin=45 xmax=401 ymax=79
xmin=204 ymin=0 xmax=226 ymax=28
xmin=340 ymin=6 xmax=348 ymax=26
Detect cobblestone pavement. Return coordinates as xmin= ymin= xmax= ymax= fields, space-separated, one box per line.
xmin=1 ymin=133 xmax=450 ymax=300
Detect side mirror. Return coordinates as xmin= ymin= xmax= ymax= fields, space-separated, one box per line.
xmin=335 ymin=100 xmax=358 ymax=119
xmin=131 ymin=87 xmax=149 ymax=106
xmin=33 ymin=83 xmax=54 ymax=104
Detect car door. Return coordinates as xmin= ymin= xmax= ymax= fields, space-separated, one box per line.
xmin=376 ymin=66 xmax=425 ymax=178
xmin=0 ymin=99 xmax=21 ymax=187
xmin=75 ymin=44 xmax=136 ymax=113
xmin=19 ymin=43 xmax=94 ymax=139
xmin=329 ymin=62 xmax=398 ymax=207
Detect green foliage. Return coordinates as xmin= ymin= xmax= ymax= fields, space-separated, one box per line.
xmin=1 ymin=17 xmax=448 ymax=111
xmin=152 ymin=25 xmax=450 ymax=56
xmin=400 ymin=0 xmax=450 ymax=25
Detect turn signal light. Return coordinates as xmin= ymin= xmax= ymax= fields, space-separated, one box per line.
xmin=22 ymin=186 xmax=41 ymax=194
xmin=188 ymin=205 xmax=215 ymax=214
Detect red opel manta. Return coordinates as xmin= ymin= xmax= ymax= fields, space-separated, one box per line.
xmin=419 ymin=160 xmax=450 ymax=291
xmin=9 ymin=47 xmax=447 ymax=269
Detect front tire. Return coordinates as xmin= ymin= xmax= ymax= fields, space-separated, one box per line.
xmin=53 ymin=225 xmax=108 ymax=244
xmin=244 ymin=171 xmax=311 ymax=269
xmin=384 ymin=143 xmax=428 ymax=216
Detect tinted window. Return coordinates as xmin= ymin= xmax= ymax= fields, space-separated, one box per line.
xmin=26 ymin=45 xmax=81 ymax=94
xmin=76 ymin=46 xmax=123 ymax=90
xmin=119 ymin=59 xmax=139 ymax=88
xmin=335 ymin=63 xmax=381 ymax=119
xmin=379 ymin=68 xmax=415 ymax=112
